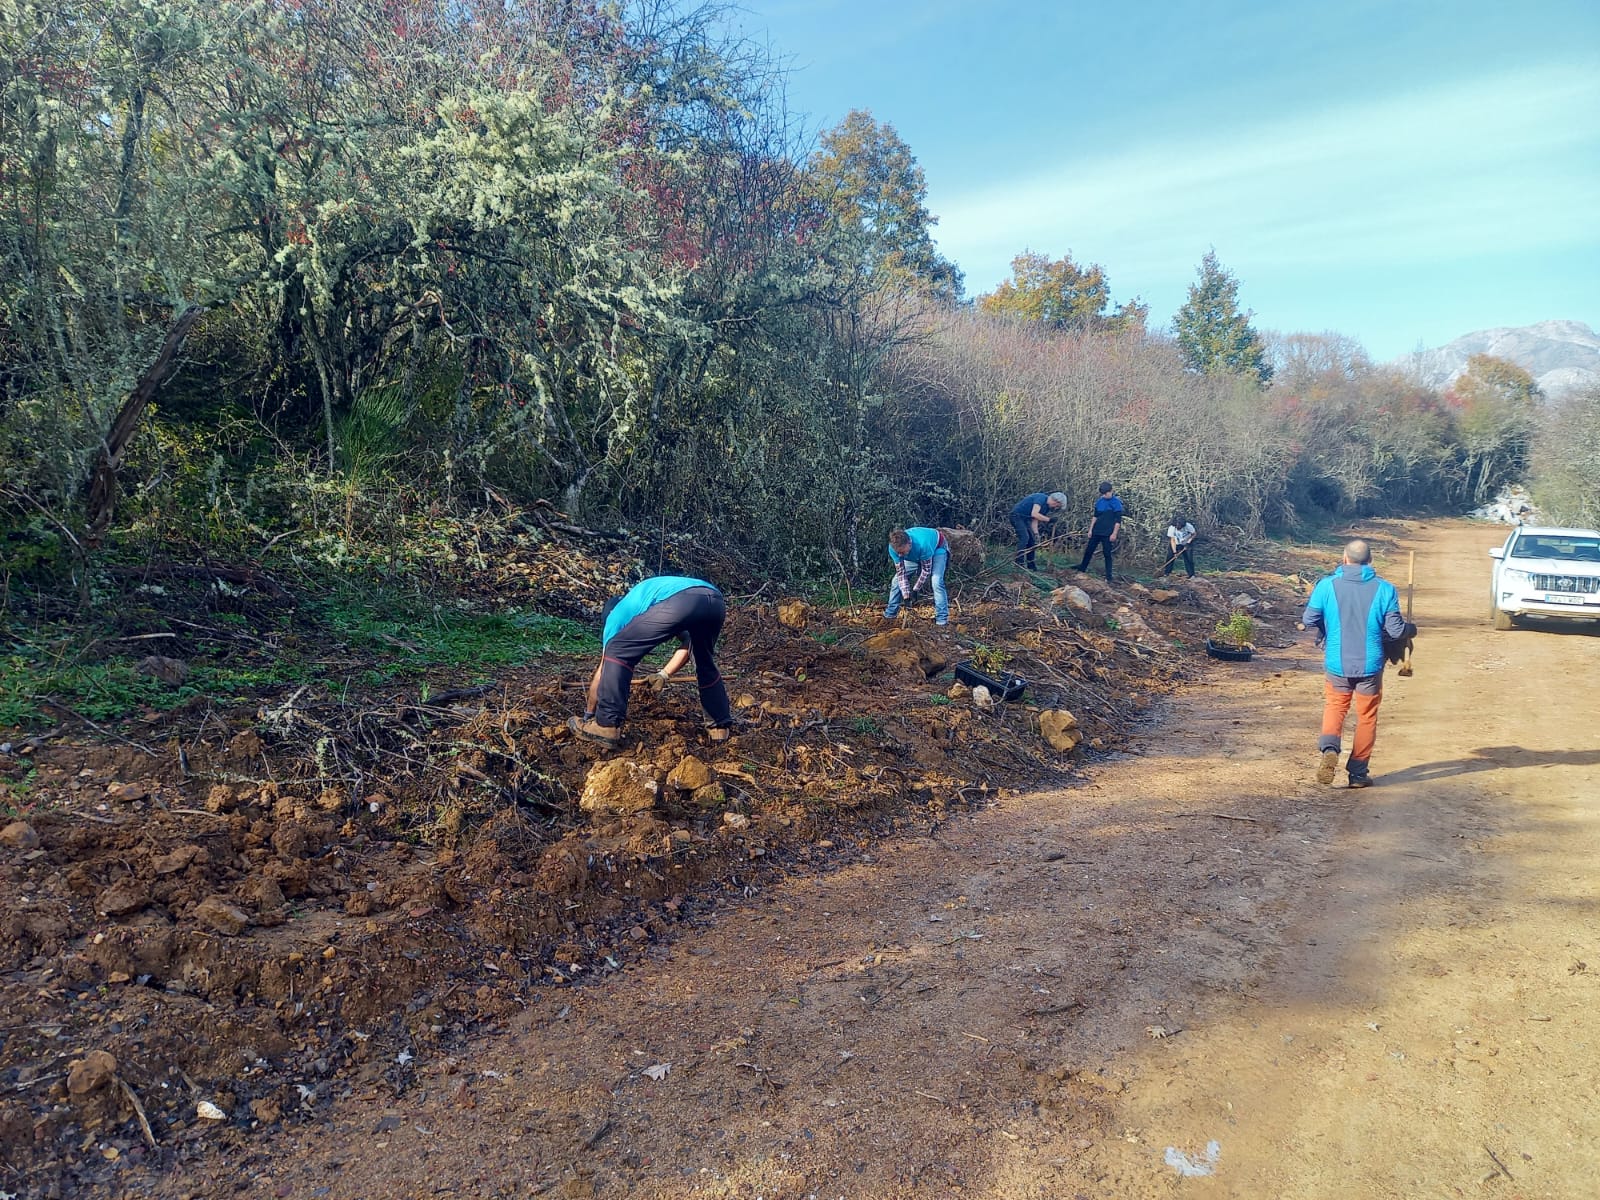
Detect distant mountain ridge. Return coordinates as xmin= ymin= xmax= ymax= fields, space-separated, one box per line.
xmin=1393 ymin=320 xmax=1600 ymax=401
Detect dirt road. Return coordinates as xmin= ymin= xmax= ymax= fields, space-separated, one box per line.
xmin=170 ymin=521 xmax=1600 ymax=1199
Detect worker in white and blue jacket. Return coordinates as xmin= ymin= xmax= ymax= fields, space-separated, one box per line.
xmin=884 ymin=527 xmax=950 ymax=626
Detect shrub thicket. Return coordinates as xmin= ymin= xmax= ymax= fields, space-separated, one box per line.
xmin=2 ymin=0 xmax=1574 ymax=607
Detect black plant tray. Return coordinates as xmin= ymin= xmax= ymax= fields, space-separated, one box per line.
xmin=1205 ymin=637 xmax=1254 ymax=662
xmin=954 ymin=661 xmax=1027 ymax=702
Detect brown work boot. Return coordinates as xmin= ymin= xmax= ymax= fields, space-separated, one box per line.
xmin=567 ymin=716 xmax=621 ymax=749
xmin=1315 ymin=749 xmax=1339 ymax=785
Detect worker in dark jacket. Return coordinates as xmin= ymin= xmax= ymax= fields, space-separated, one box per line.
xmin=1301 ymin=539 xmax=1409 ymax=788
xmin=569 ymin=576 xmax=732 ymax=749
xmin=1075 ymin=482 xmax=1122 ymax=582
xmin=1010 ymin=491 xmax=1068 ymax=569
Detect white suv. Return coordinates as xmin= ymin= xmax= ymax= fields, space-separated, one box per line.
xmin=1488 ymin=525 xmax=1600 ymax=630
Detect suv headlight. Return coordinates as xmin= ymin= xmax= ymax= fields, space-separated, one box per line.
xmin=1501 ymin=568 xmax=1532 ymax=585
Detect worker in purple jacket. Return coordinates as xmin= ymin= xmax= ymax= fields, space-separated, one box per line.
xmin=885 ymin=527 xmax=950 ymax=626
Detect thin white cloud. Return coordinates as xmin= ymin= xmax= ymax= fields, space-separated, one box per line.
xmin=935 ymin=62 xmax=1600 ymax=291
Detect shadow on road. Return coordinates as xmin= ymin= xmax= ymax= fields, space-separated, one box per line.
xmin=1381 ymin=745 xmax=1600 ymax=785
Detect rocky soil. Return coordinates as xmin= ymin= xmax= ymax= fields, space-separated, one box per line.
xmin=0 ymin=523 xmax=1313 ymax=1198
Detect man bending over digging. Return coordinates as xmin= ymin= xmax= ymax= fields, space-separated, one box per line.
xmin=568 ymin=576 xmax=733 ymax=749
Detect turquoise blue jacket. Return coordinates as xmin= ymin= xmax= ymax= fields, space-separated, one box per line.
xmin=1302 ymin=564 xmax=1405 ymax=677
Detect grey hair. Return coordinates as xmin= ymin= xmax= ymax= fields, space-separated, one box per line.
xmin=1048 ymin=491 xmax=1068 ymax=507
xmin=1343 ymin=538 xmax=1372 ymax=565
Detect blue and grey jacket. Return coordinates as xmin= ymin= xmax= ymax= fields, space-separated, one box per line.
xmin=1302 ymin=564 xmax=1407 ymax=677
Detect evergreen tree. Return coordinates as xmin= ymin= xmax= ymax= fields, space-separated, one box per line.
xmin=1173 ymin=250 xmax=1272 ymax=385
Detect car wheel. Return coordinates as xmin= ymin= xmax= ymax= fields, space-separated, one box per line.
xmin=1491 ymin=603 xmax=1514 ymax=631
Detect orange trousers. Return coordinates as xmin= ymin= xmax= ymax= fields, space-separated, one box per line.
xmin=1321 ymin=678 xmax=1381 ymax=766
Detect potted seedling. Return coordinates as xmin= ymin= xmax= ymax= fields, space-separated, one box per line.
xmin=955 ymin=643 xmax=1027 ymax=701
xmin=1206 ymin=609 xmax=1256 ymax=662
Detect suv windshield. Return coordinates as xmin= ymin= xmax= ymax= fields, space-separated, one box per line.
xmin=1510 ymin=535 xmax=1600 ymax=562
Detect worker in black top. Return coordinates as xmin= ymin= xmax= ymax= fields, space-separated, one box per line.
xmin=1075 ymin=482 xmax=1123 ymax=582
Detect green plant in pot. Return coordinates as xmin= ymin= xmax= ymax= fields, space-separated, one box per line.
xmin=970 ymin=643 xmax=1011 ymax=675
xmin=1213 ymin=609 xmax=1256 ymax=649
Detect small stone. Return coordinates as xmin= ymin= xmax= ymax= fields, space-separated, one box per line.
xmin=193 ymin=895 xmax=252 ymax=936
xmin=316 ymin=786 xmax=347 ymax=812
xmin=690 ymin=782 xmax=727 ymax=809
xmin=722 ymin=811 xmax=750 ymax=830
xmin=0 ymin=820 xmax=39 ymax=851
xmin=152 ymin=845 xmax=200 ymax=875
xmin=971 ymin=685 xmax=994 ymax=711
xmin=1230 ymin=593 xmax=1258 ymax=610
xmin=205 ymin=784 xmax=239 ymax=813
xmin=251 ymin=1097 xmax=282 ymax=1124
xmin=1150 ymin=589 xmax=1180 ymax=604
xmin=667 ymin=755 xmax=713 ymax=792
xmin=734 ymin=693 xmax=758 ymax=709
xmin=195 ymin=1099 xmax=228 ymax=1121
xmin=67 ymin=1050 xmax=118 ymax=1096
xmin=776 ymin=600 xmax=809 ymax=629
xmin=135 ymin=655 xmax=189 ymax=684
xmin=98 ymin=877 xmax=151 ymax=917
xmin=946 ymin=682 xmax=970 ymax=699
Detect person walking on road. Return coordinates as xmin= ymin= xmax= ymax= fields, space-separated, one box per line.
xmin=1010 ymin=491 xmax=1068 ymax=570
xmin=1300 ymin=539 xmax=1409 ymax=788
xmin=569 ymin=576 xmax=733 ymax=749
xmin=1075 ymin=482 xmax=1123 ymax=582
xmin=884 ymin=527 xmax=950 ymax=626
xmin=1163 ymin=513 xmax=1197 ymax=578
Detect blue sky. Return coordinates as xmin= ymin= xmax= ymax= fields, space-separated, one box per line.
xmin=725 ymin=1 xmax=1600 ymax=361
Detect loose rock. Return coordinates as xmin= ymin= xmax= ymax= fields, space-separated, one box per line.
xmin=1039 ymin=710 xmax=1082 ymax=753
xmin=194 ymin=895 xmax=252 ymax=936
xmin=152 ymin=845 xmax=201 ymax=875
xmin=863 ymin=629 xmax=949 ymax=678
xmin=691 ymin=782 xmax=727 ymax=809
xmin=1 ymin=820 xmax=39 ymax=851
xmin=776 ymin=600 xmax=809 ymax=629
xmin=98 ymin=877 xmax=150 ymax=917
xmin=1052 ymin=585 xmax=1094 ymax=617
xmin=667 ymin=755 xmax=713 ymax=792
xmin=66 ymin=1050 xmax=118 ymax=1096
xmin=135 ymin=654 xmax=189 ymax=684
xmin=579 ymin=760 xmax=658 ymax=816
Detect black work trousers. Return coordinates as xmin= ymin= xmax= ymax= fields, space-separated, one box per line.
xmin=1077 ymin=535 xmax=1115 ymax=582
xmin=595 ymin=587 xmax=732 ymax=728
xmin=1162 ymin=544 xmax=1195 ymax=577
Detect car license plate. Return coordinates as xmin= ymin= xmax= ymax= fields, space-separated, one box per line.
xmin=1545 ymin=593 xmax=1583 ymax=604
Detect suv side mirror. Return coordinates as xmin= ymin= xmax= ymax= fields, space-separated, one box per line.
xmin=1488 ymin=547 xmax=1504 ymax=559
